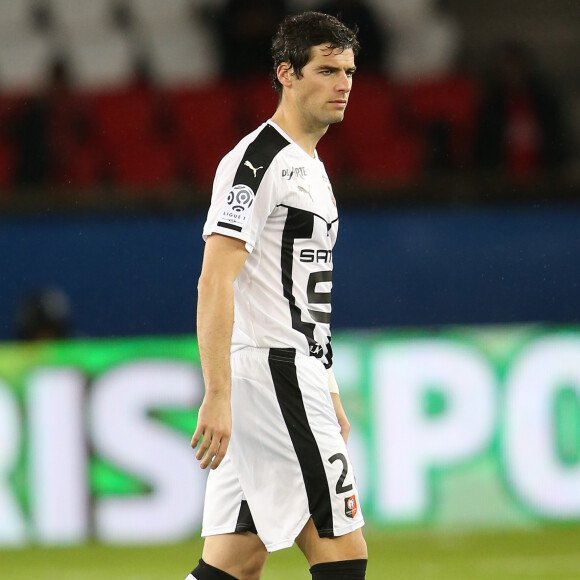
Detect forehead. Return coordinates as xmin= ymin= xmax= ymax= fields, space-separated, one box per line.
xmin=307 ymin=44 xmax=355 ymax=68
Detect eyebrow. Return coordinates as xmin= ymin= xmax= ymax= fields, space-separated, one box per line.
xmin=315 ymin=65 xmax=357 ymax=73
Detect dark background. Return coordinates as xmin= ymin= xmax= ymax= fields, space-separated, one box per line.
xmin=2 ymin=203 xmax=579 ymax=341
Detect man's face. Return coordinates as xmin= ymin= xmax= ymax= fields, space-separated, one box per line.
xmin=291 ymin=44 xmax=356 ymax=129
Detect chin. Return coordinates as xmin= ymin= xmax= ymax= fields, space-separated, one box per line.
xmin=328 ymin=112 xmax=346 ymax=125
xmin=315 ymin=111 xmax=345 ymax=128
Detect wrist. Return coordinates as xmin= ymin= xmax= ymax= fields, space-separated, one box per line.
xmin=204 ymin=385 xmax=231 ymax=398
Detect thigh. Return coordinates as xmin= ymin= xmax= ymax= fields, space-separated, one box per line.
xmin=296 ymin=517 xmax=368 ymax=567
xmin=203 ymin=532 xmax=269 ymax=580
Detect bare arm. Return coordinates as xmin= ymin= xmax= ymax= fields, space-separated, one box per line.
xmin=191 ymin=234 xmax=248 ymax=469
xmin=327 ymin=368 xmax=350 ymax=443
xmin=331 ymin=393 xmax=351 ymax=443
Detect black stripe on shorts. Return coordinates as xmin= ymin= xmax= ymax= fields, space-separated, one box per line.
xmin=267 ymin=347 xmax=335 ymax=537
xmin=235 ymin=499 xmax=258 ymax=535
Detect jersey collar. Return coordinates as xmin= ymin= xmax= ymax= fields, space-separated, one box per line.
xmin=266 ymin=120 xmax=320 ymax=161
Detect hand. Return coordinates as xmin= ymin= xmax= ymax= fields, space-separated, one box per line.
xmin=190 ymin=392 xmax=232 ymax=469
xmin=331 ymin=393 xmax=351 ymax=443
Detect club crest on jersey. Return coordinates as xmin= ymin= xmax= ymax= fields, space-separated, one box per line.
xmin=218 ymin=184 xmax=255 ymax=229
xmin=344 ymin=495 xmax=358 ymax=518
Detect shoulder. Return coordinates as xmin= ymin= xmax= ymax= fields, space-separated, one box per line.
xmin=217 ymin=123 xmax=292 ymax=190
xmin=243 ymin=123 xmax=292 ymax=167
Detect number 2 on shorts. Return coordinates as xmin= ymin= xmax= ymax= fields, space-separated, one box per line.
xmin=328 ymin=452 xmax=353 ymax=494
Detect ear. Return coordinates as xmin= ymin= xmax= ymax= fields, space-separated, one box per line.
xmin=276 ymin=63 xmax=294 ymax=89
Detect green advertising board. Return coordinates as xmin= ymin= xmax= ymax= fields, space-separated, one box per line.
xmin=0 ymin=326 xmax=579 ymax=546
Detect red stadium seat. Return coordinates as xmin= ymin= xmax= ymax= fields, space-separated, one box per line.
xmin=335 ymin=74 xmax=424 ymax=185
xmin=0 ymin=141 xmax=16 ymax=193
xmin=90 ymin=87 xmax=178 ymax=188
xmin=238 ymin=76 xmax=279 ymax=133
xmin=47 ymin=92 xmax=104 ymax=189
xmin=401 ymin=75 xmax=480 ymax=167
xmin=92 ymin=89 xmax=145 ymax=152
xmin=0 ymin=94 xmax=23 ymax=191
xmin=169 ymin=82 xmax=241 ymax=189
xmin=113 ymin=141 xmax=177 ymax=189
xmin=58 ymin=139 xmax=105 ymax=189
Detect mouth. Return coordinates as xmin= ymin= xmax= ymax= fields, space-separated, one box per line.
xmin=329 ymin=99 xmax=347 ymax=107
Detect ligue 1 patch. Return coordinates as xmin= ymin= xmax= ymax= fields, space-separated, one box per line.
xmin=217 ymin=184 xmax=255 ymax=230
xmin=345 ymin=494 xmax=358 ymax=518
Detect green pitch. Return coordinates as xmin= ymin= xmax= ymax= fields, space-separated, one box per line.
xmin=3 ymin=527 xmax=580 ymax=579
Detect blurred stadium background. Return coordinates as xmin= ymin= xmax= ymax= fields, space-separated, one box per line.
xmin=1 ymin=0 xmax=579 ymax=578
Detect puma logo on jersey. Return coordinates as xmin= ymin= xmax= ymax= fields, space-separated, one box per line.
xmin=298 ymin=185 xmax=313 ymax=201
xmin=244 ymin=160 xmax=264 ymax=177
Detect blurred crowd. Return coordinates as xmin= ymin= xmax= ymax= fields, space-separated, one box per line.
xmin=3 ymin=0 xmax=578 ymax=344
xmin=0 ymin=0 xmax=575 ymax=199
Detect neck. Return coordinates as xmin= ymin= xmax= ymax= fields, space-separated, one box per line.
xmin=270 ymin=106 xmax=328 ymax=158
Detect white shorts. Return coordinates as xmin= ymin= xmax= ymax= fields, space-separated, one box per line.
xmin=201 ymin=347 xmax=364 ymax=552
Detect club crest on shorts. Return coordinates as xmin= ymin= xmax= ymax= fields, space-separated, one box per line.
xmin=344 ymin=495 xmax=357 ymax=518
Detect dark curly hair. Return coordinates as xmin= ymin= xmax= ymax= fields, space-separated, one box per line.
xmin=271 ymin=11 xmax=360 ymax=94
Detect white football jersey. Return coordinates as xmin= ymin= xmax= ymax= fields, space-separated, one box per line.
xmin=203 ymin=120 xmax=338 ymax=367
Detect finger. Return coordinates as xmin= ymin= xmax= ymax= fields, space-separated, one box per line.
xmin=210 ymin=435 xmax=230 ymax=470
xmin=200 ymin=437 xmax=221 ymax=469
xmin=195 ymin=433 xmax=212 ymax=461
xmin=200 ymin=452 xmax=214 ymax=469
xmin=190 ymin=428 xmax=203 ymax=449
xmin=202 ymin=433 xmax=227 ymax=469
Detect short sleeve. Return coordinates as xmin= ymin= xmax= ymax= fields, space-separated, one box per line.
xmin=203 ymin=124 xmax=290 ymax=253
xmin=203 ymin=157 xmax=280 ymax=253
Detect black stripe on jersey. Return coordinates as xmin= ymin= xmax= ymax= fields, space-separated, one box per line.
xmin=324 ymin=335 xmax=333 ymax=369
xmin=232 ymin=124 xmax=290 ymax=190
xmin=216 ymin=221 xmax=242 ymax=232
xmin=307 ymin=270 xmax=332 ymax=324
xmin=279 ymin=204 xmax=339 ymax=229
xmin=280 ymin=206 xmax=318 ymax=354
xmin=268 ymin=348 xmax=335 ymax=537
xmin=234 ymin=500 xmax=258 ymax=534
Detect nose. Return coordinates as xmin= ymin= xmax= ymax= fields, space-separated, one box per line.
xmin=336 ymin=71 xmax=351 ymax=93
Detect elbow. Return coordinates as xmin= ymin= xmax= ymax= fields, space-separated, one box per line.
xmin=197 ymin=272 xmax=234 ymax=297
xmin=197 ymin=274 xmax=208 ymax=294
xmin=197 ymin=274 xmax=215 ymax=297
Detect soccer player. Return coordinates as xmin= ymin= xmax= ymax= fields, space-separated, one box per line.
xmin=187 ymin=11 xmax=367 ymax=580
